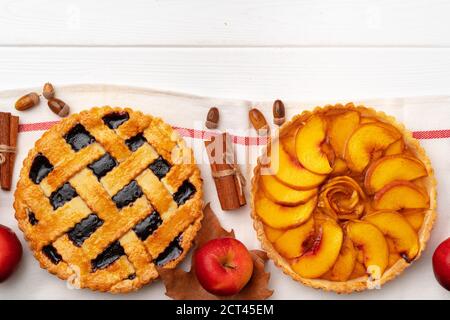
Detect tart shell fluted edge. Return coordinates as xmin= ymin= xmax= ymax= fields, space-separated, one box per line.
xmin=250 ymin=103 xmax=437 ymax=294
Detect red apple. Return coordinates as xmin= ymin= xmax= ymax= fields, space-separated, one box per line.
xmin=0 ymin=224 xmax=23 ymax=282
xmin=194 ymin=238 xmax=253 ymax=296
xmin=432 ymin=237 xmax=450 ymax=291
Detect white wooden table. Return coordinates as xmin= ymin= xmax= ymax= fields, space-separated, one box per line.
xmin=1 ymin=0 xmax=450 ymax=100
xmin=0 ymin=0 xmax=449 ymax=299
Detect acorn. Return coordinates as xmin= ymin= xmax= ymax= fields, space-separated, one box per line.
xmin=249 ymin=108 xmax=269 ymax=136
xmin=273 ymin=99 xmax=285 ymax=125
xmin=15 ymin=93 xmax=40 ymax=111
xmin=205 ymin=107 xmax=219 ymax=129
xmin=48 ymin=98 xmax=70 ymax=117
xmin=42 ymin=83 xmax=55 ymax=100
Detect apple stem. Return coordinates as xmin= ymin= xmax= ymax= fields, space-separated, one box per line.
xmin=223 ymin=262 xmax=236 ymax=269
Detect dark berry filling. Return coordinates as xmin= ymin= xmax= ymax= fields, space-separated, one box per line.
xmin=50 ymin=183 xmax=78 ymax=210
xmin=133 ymin=211 xmax=162 ymax=241
xmin=28 ymin=211 xmax=38 ymax=225
xmin=125 ymin=133 xmax=147 ymax=152
xmin=42 ymin=245 xmax=62 ymax=265
xmin=88 ymin=153 xmax=118 ymax=179
xmin=64 ymin=124 xmax=95 ymax=151
xmin=91 ymin=241 xmax=125 ymax=271
xmin=112 ymin=181 xmax=143 ymax=209
xmin=102 ymin=112 xmax=129 ymax=129
xmin=29 ymin=154 xmax=53 ymax=184
xmin=173 ymin=181 xmax=196 ymax=206
xmin=148 ymin=156 xmax=171 ymax=179
xmin=68 ymin=214 xmax=104 ymax=247
xmin=155 ymin=235 xmax=183 ymax=266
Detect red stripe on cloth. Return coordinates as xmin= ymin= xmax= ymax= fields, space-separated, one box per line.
xmin=412 ymin=129 xmax=450 ymax=140
xmin=18 ymin=121 xmax=449 ymax=145
xmin=19 ymin=121 xmax=60 ymax=132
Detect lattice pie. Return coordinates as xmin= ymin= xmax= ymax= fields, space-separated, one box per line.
xmin=251 ymin=103 xmax=436 ymax=293
xmin=14 ymin=107 xmax=203 ymax=293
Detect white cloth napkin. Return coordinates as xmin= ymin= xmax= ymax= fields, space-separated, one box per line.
xmin=0 ymin=84 xmax=448 ymax=299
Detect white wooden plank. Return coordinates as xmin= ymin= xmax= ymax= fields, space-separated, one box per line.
xmin=0 ymin=0 xmax=450 ymax=47
xmin=0 ymin=48 xmax=449 ymax=100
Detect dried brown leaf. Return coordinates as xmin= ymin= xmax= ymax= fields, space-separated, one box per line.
xmin=158 ymin=203 xmax=273 ymax=300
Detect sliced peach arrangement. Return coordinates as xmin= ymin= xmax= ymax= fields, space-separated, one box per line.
xmin=384 ymin=139 xmax=404 ymax=155
xmin=323 ymin=237 xmax=357 ymax=281
xmin=279 ymin=125 xmax=298 ymax=158
xmin=331 ymin=158 xmax=348 ymax=175
xmin=363 ymin=211 xmax=419 ymax=262
xmin=291 ymin=219 xmax=343 ymax=278
xmin=346 ymin=221 xmax=389 ymax=279
xmin=264 ymin=225 xmax=284 ymax=243
xmin=254 ymin=191 xmax=316 ymax=229
xmin=350 ymin=261 xmax=368 ymax=279
xmin=252 ymin=104 xmax=434 ymax=292
xmin=327 ymin=110 xmax=360 ymax=158
xmin=365 ymin=155 xmax=427 ymax=194
xmin=260 ymin=174 xmax=317 ymax=206
xmin=345 ymin=123 xmax=401 ymax=172
xmin=295 ymin=115 xmax=333 ymax=174
xmin=402 ymin=210 xmax=425 ymax=231
xmin=273 ymin=218 xmax=315 ymax=258
xmin=360 ymin=117 xmax=377 ymax=124
xmin=373 ymin=180 xmax=429 ymax=211
xmin=267 ymin=142 xmax=326 ymax=190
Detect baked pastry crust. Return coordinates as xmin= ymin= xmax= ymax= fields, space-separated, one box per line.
xmin=14 ymin=106 xmax=203 ymax=293
xmin=251 ymin=103 xmax=437 ymax=293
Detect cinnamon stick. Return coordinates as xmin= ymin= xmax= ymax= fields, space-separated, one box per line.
xmin=0 ymin=112 xmax=11 ymax=190
xmin=8 ymin=116 xmax=19 ymax=189
xmin=205 ymin=133 xmax=246 ymax=211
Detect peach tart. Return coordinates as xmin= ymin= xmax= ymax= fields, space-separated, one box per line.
xmin=251 ymin=103 xmax=437 ymax=293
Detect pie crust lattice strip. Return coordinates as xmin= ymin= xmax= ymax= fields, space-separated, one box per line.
xmin=14 ymin=107 xmax=203 ymax=293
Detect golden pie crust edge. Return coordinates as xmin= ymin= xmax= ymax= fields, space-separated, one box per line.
xmin=250 ymin=103 xmax=437 ymax=294
xmin=14 ymin=106 xmax=203 ymax=293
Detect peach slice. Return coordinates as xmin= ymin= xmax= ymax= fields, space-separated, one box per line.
xmin=350 ymin=261 xmax=367 ymax=279
xmin=327 ymin=111 xmax=360 ymax=158
xmin=364 ymin=211 xmax=420 ymax=261
xmin=324 ymin=237 xmax=357 ymax=281
xmin=386 ymin=237 xmax=397 ymax=253
xmin=403 ymin=210 xmax=425 ymax=231
xmin=376 ymin=121 xmax=403 ymax=133
xmin=365 ymin=155 xmax=428 ymax=194
xmin=360 ymin=117 xmax=377 ymax=124
xmin=345 ymin=123 xmax=401 ymax=172
xmin=268 ymin=142 xmax=326 ymax=190
xmin=260 ymin=174 xmax=317 ymax=206
xmin=255 ymin=191 xmax=317 ymax=229
xmin=373 ymin=180 xmax=429 ymax=211
xmin=346 ymin=221 xmax=389 ymax=279
xmin=280 ymin=126 xmax=299 ymax=158
xmin=274 ymin=218 xmax=315 ymax=258
xmin=291 ymin=220 xmax=343 ymax=278
xmin=356 ymin=249 xmax=364 ymax=264
xmin=385 ymin=238 xmax=403 ymax=268
xmin=295 ymin=115 xmax=333 ymax=174
xmin=388 ymin=252 xmax=401 ymax=268
xmin=384 ymin=139 xmax=404 ymax=156
xmin=264 ymin=224 xmax=284 ymax=243
xmin=332 ymin=158 xmax=348 ymax=175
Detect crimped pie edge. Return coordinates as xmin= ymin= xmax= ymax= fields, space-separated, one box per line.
xmin=14 ymin=106 xmax=204 ymax=293
xmin=250 ymin=103 xmax=437 ymax=294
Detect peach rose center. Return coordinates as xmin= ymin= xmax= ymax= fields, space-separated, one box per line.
xmin=318 ymin=176 xmax=367 ymax=221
